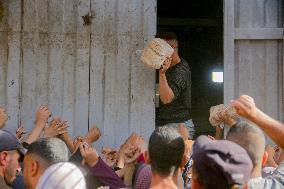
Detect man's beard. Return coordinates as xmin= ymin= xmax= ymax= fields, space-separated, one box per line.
xmin=4 ymin=163 xmax=16 ymax=185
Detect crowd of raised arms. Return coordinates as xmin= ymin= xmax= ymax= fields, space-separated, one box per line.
xmin=0 ymin=94 xmax=284 ymax=189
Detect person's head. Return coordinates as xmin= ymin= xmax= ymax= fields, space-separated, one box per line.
xmin=191 ymin=135 xmax=253 ymax=189
xmin=23 ymin=137 xmax=69 ymax=189
xmin=226 ymin=122 xmax=266 ymax=176
xmin=35 ymin=162 xmax=86 ymax=189
xmin=147 ymin=126 xmax=185 ymax=177
xmin=0 ymin=130 xmax=26 ymax=185
xmin=155 ymin=32 xmax=180 ymax=65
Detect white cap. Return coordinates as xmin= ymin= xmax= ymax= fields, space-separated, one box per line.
xmin=36 ymin=162 xmax=87 ymax=189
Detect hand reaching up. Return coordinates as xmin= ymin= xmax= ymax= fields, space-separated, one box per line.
xmin=35 ymin=106 xmax=51 ymax=127
xmin=44 ymin=118 xmax=68 ymax=138
xmin=159 ymin=57 xmax=172 ymax=74
xmin=73 ymin=136 xmax=86 ymax=151
xmin=230 ymin=95 xmax=257 ymax=120
xmin=79 ymin=142 xmax=99 ymax=167
xmin=85 ymin=125 xmax=101 ymax=144
xmin=26 ymin=106 xmax=52 ymax=144
xmin=16 ymin=125 xmax=26 ymax=140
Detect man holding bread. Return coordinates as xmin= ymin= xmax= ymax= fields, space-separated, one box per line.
xmin=155 ymin=32 xmax=194 ymax=139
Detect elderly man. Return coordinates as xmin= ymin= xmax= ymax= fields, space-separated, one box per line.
xmin=155 ymin=32 xmax=194 ymax=139
xmin=0 ymin=130 xmax=26 ymax=189
xmin=23 ymin=137 xmax=69 ymax=189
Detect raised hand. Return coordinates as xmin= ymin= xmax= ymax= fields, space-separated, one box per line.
xmin=79 ymin=142 xmax=99 ymax=167
xmin=44 ymin=118 xmax=68 ymax=138
xmin=35 ymin=106 xmax=51 ymax=126
xmin=26 ymin=106 xmax=52 ymax=144
xmin=73 ymin=136 xmax=86 ymax=151
xmin=16 ymin=125 xmax=26 ymax=140
xmin=85 ymin=125 xmax=101 ymax=144
xmin=159 ymin=57 xmax=172 ymax=74
xmin=230 ymin=95 xmax=257 ymax=119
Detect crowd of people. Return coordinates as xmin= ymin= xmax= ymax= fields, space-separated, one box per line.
xmin=0 ymin=94 xmax=283 ymax=189
xmin=0 ymin=32 xmax=284 ymax=189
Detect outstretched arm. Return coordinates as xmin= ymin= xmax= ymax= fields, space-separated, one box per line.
xmin=26 ymin=106 xmax=51 ymax=144
xmin=231 ymin=95 xmax=284 ymax=149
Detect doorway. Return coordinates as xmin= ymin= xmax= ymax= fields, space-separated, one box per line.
xmin=156 ymin=0 xmax=224 ymax=137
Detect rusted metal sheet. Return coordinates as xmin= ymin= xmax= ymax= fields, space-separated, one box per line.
xmin=0 ymin=0 xmax=156 ymax=149
xmin=224 ymin=0 xmax=283 ymax=122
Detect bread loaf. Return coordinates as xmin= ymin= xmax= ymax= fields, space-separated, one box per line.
xmin=140 ymin=38 xmax=174 ymax=69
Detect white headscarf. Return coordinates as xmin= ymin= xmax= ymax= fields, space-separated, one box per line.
xmin=36 ymin=162 xmax=87 ymax=189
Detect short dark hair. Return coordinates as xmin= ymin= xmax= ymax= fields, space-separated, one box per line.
xmin=192 ymin=161 xmax=229 ymax=189
xmin=27 ymin=138 xmax=69 ymax=165
xmin=148 ymin=127 xmax=184 ymax=176
xmin=155 ymin=32 xmax=178 ymax=41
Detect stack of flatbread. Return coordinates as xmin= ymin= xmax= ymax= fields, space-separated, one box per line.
xmin=209 ymin=104 xmax=238 ymax=126
xmin=140 ymin=38 xmax=174 ymax=69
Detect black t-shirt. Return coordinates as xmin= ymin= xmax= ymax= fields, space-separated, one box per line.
xmin=156 ymin=59 xmax=191 ymax=126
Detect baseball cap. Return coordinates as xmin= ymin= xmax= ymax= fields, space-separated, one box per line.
xmin=192 ymin=135 xmax=253 ymax=186
xmin=0 ymin=129 xmax=26 ymax=161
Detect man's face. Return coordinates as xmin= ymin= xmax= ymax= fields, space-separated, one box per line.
xmin=4 ymin=151 xmax=21 ymax=185
xmin=166 ymin=39 xmax=179 ymax=65
xmin=23 ymin=154 xmax=34 ymax=189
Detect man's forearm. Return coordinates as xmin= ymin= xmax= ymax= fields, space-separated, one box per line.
xmin=25 ymin=122 xmax=45 ymax=144
xmin=249 ymin=109 xmax=284 ymax=149
xmin=60 ymin=133 xmax=75 ymax=153
xmin=159 ymin=73 xmax=174 ymax=104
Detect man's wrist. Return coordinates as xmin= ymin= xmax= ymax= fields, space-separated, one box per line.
xmin=35 ymin=120 xmax=47 ymax=127
xmin=248 ymin=108 xmax=262 ymax=122
xmin=159 ymin=73 xmax=167 ymax=81
xmin=159 ymin=71 xmax=166 ymax=76
xmin=88 ymin=158 xmax=99 ymax=167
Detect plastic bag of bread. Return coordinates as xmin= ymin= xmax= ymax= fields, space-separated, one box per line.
xmin=140 ymin=38 xmax=174 ymax=69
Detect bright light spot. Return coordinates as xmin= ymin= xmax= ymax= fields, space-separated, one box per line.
xmin=212 ymin=72 xmax=223 ymax=83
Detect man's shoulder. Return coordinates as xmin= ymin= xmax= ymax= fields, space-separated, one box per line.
xmin=249 ymin=162 xmax=284 ymax=189
xmin=180 ymin=59 xmax=190 ymax=69
xmin=170 ymin=59 xmax=190 ymax=74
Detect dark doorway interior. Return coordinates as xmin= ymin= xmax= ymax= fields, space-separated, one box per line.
xmin=157 ymin=0 xmax=224 ymax=137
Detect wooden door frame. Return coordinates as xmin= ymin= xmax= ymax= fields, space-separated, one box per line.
xmin=223 ymin=0 xmax=284 ymax=118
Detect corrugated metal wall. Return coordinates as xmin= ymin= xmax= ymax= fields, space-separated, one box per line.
xmin=0 ymin=0 xmax=156 ymax=149
xmin=224 ymin=0 xmax=283 ymax=123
